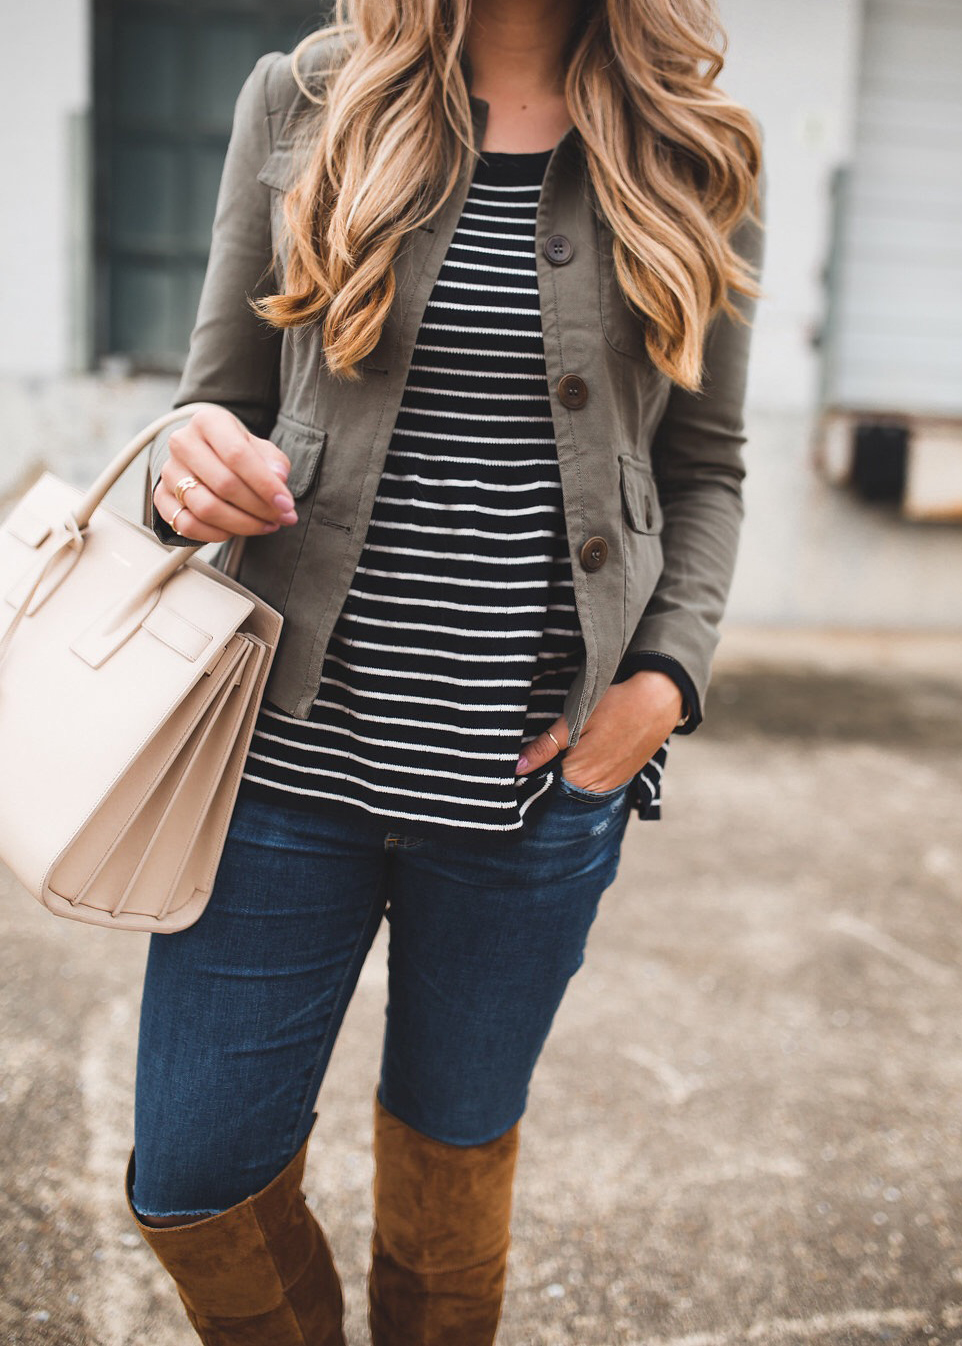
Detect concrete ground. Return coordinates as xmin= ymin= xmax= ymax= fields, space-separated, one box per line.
xmin=1 ymin=626 xmax=961 ymax=1346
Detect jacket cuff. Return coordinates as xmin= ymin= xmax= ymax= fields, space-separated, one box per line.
xmin=150 ymin=499 xmax=198 ymax=547
xmin=613 ymin=650 xmax=703 ymax=735
xmin=143 ymin=421 xmax=197 ymax=547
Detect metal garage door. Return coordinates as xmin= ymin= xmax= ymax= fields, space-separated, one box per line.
xmin=94 ymin=0 xmax=327 ymax=372
xmin=822 ymin=0 xmax=962 ymax=417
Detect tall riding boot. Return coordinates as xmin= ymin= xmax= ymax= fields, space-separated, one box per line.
xmin=125 ymin=1127 xmax=346 ymax=1346
xmin=368 ymin=1094 xmax=521 ymax=1346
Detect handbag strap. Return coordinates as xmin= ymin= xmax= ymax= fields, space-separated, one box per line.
xmin=0 ymin=522 xmax=83 ymax=667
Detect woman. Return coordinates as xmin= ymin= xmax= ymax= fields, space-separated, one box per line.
xmin=126 ymin=0 xmax=763 ymax=1342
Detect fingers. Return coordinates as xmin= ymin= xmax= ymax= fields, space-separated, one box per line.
xmin=152 ymin=478 xmax=279 ymax=543
xmin=515 ymin=716 xmax=569 ymax=775
xmin=162 ymin=433 xmax=290 ymax=527
xmin=153 ymin=477 xmax=281 ymax=543
xmin=153 ymin=476 xmax=226 ymax=543
xmin=163 ymin=406 xmax=297 ymax=528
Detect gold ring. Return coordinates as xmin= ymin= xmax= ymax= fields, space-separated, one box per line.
xmin=174 ymin=475 xmax=201 ymax=507
xmin=169 ymin=503 xmax=188 ymax=536
xmin=546 ymin=729 xmax=562 ymax=751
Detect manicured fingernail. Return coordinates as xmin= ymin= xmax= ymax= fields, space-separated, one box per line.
xmin=273 ymin=491 xmax=294 ymax=511
xmin=515 ymin=756 xmax=528 ymax=774
xmin=271 ymin=462 xmax=290 ymax=477
xmin=280 ymin=509 xmax=298 ymax=524
xmin=261 ymin=522 xmax=280 ymax=533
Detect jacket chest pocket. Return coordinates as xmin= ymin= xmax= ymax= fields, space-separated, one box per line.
xmin=256 ymin=146 xmax=301 ymax=285
xmin=596 ymin=215 xmax=652 ymax=363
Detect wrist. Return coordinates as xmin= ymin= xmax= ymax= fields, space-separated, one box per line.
xmin=625 ymin=668 xmax=686 ymax=726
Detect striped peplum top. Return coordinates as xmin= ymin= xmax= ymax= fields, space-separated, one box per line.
xmin=237 ymin=145 xmax=669 ymax=835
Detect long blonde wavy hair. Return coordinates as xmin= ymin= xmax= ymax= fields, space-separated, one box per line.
xmin=252 ymin=0 xmax=762 ymax=390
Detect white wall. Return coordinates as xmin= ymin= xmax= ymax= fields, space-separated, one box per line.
xmin=0 ymin=0 xmax=90 ymax=378
xmin=717 ymin=0 xmax=863 ymax=413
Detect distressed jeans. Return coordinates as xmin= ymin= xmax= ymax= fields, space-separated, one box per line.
xmin=131 ymin=771 xmax=631 ymax=1218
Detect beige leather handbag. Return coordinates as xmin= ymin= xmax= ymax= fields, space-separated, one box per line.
xmin=0 ymin=404 xmax=282 ymax=933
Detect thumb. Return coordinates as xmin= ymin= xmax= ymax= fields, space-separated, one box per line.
xmin=515 ymin=716 xmax=569 ymax=776
xmin=251 ymin=433 xmax=291 ymax=482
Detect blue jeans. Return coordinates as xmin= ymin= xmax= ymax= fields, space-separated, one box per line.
xmin=131 ymin=771 xmax=631 ymax=1218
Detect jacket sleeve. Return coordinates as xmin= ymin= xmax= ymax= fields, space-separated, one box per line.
xmin=616 ymin=182 xmax=766 ymax=730
xmin=143 ymin=50 xmax=285 ymax=546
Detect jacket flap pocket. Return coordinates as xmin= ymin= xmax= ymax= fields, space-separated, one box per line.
xmin=619 ymin=455 xmax=663 ymax=534
xmin=271 ymin=417 xmax=327 ymax=497
xmin=256 ymin=146 xmax=300 ymax=193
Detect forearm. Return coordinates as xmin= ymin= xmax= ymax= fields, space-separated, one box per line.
xmin=620 ymin=469 xmax=744 ymax=724
xmin=619 ymin=190 xmax=764 ymax=725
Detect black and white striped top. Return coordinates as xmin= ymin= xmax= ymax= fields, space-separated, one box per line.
xmin=238 ymin=146 xmax=667 ymax=834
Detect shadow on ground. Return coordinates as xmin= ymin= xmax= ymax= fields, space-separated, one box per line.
xmin=706 ymin=666 xmax=962 ymax=752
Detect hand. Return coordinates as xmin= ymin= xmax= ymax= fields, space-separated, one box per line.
xmin=515 ymin=670 xmax=683 ymax=790
xmin=152 ymin=405 xmax=298 ymax=543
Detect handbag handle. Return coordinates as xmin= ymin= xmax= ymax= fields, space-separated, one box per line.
xmin=0 ymin=403 xmax=243 ymax=668
xmin=75 ymin=401 xmax=226 ymax=538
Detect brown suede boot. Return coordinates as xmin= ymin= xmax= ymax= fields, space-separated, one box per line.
xmin=368 ymin=1095 xmax=521 ymax=1346
xmin=125 ymin=1128 xmax=346 ymax=1345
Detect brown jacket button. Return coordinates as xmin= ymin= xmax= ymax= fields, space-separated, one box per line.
xmin=580 ymin=536 xmax=608 ymax=571
xmin=544 ymin=234 xmax=573 ymax=265
xmin=558 ymin=374 xmax=588 ymax=409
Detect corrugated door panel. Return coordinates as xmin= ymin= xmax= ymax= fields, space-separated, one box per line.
xmin=824 ymin=0 xmax=962 ymax=415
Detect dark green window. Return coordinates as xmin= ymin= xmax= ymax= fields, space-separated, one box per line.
xmin=94 ymin=0 xmax=329 ymax=372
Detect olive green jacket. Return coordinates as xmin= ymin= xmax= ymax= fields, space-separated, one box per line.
xmin=145 ymin=34 xmax=764 ymax=747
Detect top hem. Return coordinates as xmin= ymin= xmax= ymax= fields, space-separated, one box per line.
xmin=235 ymin=769 xmax=559 ymax=848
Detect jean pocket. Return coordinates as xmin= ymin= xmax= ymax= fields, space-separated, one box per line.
xmin=557 ymin=771 xmax=633 ymax=804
